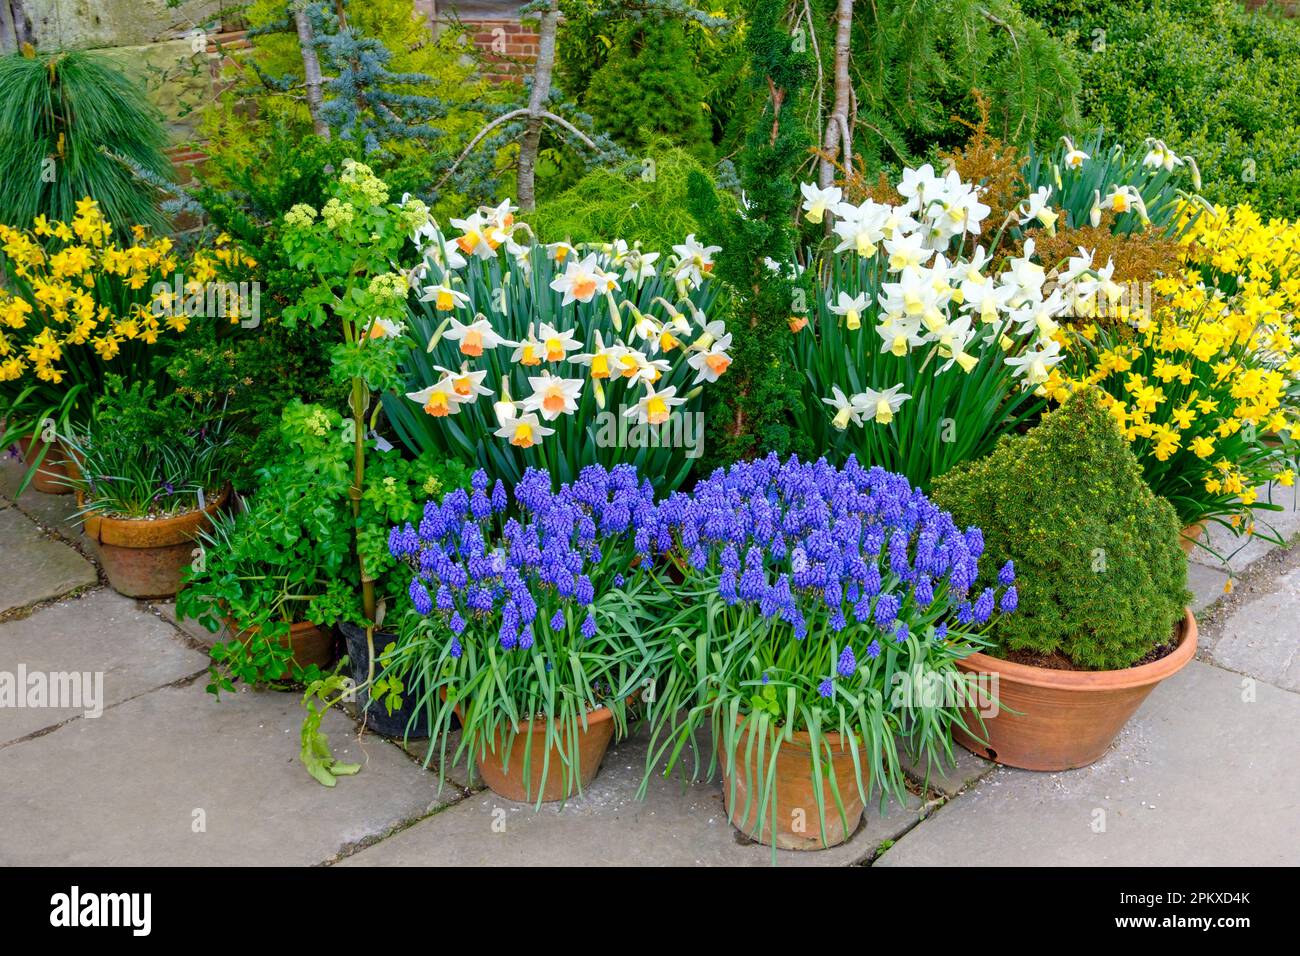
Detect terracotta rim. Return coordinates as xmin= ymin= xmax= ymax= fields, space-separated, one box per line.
xmin=82 ymin=485 xmax=230 ymax=548
xmin=730 ymin=712 xmax=865 ymax=755
xmin=442 ymin=687 xmax=617 ymax=734
xmin=955 ymin=608 xmax=1197 ymax=691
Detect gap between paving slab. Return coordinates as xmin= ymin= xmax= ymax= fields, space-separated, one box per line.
xmin=874 ymin=660 xmax=1300 ymax=867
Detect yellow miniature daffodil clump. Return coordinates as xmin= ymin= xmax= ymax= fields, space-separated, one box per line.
xmin=1050 ymin=201 xmax=1300 ymax=533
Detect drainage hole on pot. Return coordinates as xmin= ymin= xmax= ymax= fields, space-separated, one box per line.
xmin=985 ymin=748 xmax=998 ymax=761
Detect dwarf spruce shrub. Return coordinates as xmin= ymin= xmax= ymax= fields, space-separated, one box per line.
xmin=931 ymin=389 xmax=1188 ymax=670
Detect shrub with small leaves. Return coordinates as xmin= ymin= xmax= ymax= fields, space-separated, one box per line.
xmin=931 ymin=388 xmax=1188 ymax=670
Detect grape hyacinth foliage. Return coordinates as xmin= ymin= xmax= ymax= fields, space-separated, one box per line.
xmin=636 ymin=454 xmax=1016 ymax=847
xmin=384 ymin=464 xmax=670 ymax=804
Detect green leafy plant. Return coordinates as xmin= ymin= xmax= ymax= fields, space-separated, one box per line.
xmin=0 ymin=49 xmax=171 ymax=235
xmin=581 ymin=16 xmax=715 ymax=161
xmin=1023 ymin=0 xmax=1300 ymax=218
xmin=300 ymin=672 xmax=363 ymax=787
xmin=178 ymin=400 xmax=470 ymax=694
xmin=932 ymin=387 xmax=1189 ymax=670
xmin=60 ymin=376 xmax=233 ymax=519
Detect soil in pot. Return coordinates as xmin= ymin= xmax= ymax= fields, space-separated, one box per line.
xmin=81 ymin=488 xmax=229 ymax=599
xmin=225 ymin=617 xmax=335 ymax=671
xmin=469 ymin=705 xmax=616 ymax=804
xmin=340 ymin=621 xmax=431 ymax=740
xmin=953 ymin=608 xmax=1198 ymax=771
xmin=721 ymin=718 xmax=868 ymax=851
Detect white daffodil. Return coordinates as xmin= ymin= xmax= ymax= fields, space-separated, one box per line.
xmin=1017 ymin=186 xmax=1058 ymax=234
xmin=883 ymin=231 xmax=930 ymax=272
xmin=615 ymin=348 xmax=670 ymax=386
xmin=419 ymin=282 xmax=471 ymax=312
xmin=829 ymin=291 xmax=869 ymax=331
xmin=443 ymin=316 xmax=508 ymax=358
xmin=434 ymin=364 xmax=492 ymax=403
xmin=621 ymin=249 xmax=661 ymax=284
xmin=510 ymin=323 xmax=543 ymax=366
xmin=961 ymin=278 xmax=1015 ymax=325
xmin=495 ymin=412 xmax=554 ymax=448
xmin=549 ymin=253 xmax=618 ymax=305
xmin=521 ymin=370 xmax=584 ymax=421
xmin=1061 ymin=136 xmax=1089 ymax=169
xmin=536 ymin=322 xmax=581 ymax=363
xmin=880 ymin=267 xmax=948 ymax=331
xmin=364 ymin=317 xmax=404 ymax=341
xmin=450 ymin=212 xmax=501 ymax=259
xmin=623 ymin=382 xmax=685 ymax=425
xmin=686 ymin=332 xmax=732 ymax=384
xmin=407 ymin=378 xmax=463 ymax=418
xmin=822 ymin=386 xmax=864 ymax=430
xmin=1099 ymin=185 xmax=1149 ymax=224
xmin=571 ymin=331 xmax=628 ymax=380
xmin=896 ymin=164 xmax=943 ymax=211
xmin=851 ymin=384 xmax=911 ymax=425
xmin=800 ymin=182 xmax=842 ymax=224
xmin=671 ymin=234 xmax=721 ymax=287
xmin=1006 ymin=339 xmax=1063 ymax=386
xmin=832 ymin=200 xmax=890 ymax=257
xmin=875 ymin=317 xmax=926 ymax=357
xmin=1142 ymin=138 xmax=1184 ymax=173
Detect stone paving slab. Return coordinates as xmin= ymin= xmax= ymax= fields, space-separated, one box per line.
xmin=874 ymin=660 xmax=1300 ymax=866
xmin=0 ymin=681 xmax=448 ymax=866
xmin=1187 ymin=561 xmax=1230 ymax=614
xmin=1206 ymin=565 xmax=1300 ymax=692
xmin=340 ymin=730 xmax=926 ymax=867
xmin=0 ymin=589 xmax=210 ymax=744
xmin=0 ymin=508 xmax=97 ymax=614
xmin=0 ymin=455 xmax=87 ymax=546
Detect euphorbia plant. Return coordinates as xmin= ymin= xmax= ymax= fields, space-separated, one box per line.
xmin=278 ymin=160 xmax=430 ymax=630
xmin=639 ymin=454 xmax=1017 ymax=850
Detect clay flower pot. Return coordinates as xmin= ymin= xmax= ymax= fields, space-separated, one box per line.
xmin=1179 ymin=522 xmax=1205 ymax=556
xmin=721 ymin=718 xmax=868 ymax=851
xmin=470 ymin=705 xmax=617 ymax=803
xmin=224 ymin=616 xmax=334 ymax=671
xmin=953 ymin=609 xmax=1197 ymax=771
xmin=16 ymin=437 xmax=80 ymax=495
xmin=81 ymin=487 xmax=229 ymax=599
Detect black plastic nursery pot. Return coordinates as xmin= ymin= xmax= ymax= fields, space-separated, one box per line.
xmin=339 ymin=621 xmax=437 ymax=740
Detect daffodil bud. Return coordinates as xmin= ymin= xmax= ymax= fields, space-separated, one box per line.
xmin=426 ymin=315 xmax=453 ymax=352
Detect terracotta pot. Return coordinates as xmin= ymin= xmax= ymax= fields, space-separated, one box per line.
xmin=467 ymin=703 xmax=617 ymax=803
xmin=720 ymin=717 xmax=868 ymax=851
xmin=17 ymin=437 xmax=79 ymax=495
xmin=224 ymin=616 xmax=334 ymax=671
xmin=81 ymin=487 xmax=229 ymax=599
xmin=953 ymin=609 xmax=1197 ymax=771
xmin=1179 ymin=522 xmax=1205 ymax=556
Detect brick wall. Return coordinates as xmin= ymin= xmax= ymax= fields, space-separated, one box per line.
xmin=462 ymin=17 xmax=538 ymax=82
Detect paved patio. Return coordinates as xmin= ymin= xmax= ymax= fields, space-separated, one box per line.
xmin=3 ymin=456 xmax=1298 ymax=867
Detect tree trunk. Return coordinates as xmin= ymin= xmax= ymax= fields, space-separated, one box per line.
xmin=818 ymin=0 xmax=853 ymax=189
xmin=518 ymin=0 xmax=560 ymax=212
xmin=293 ymin=0 xmax=331 ymax=140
